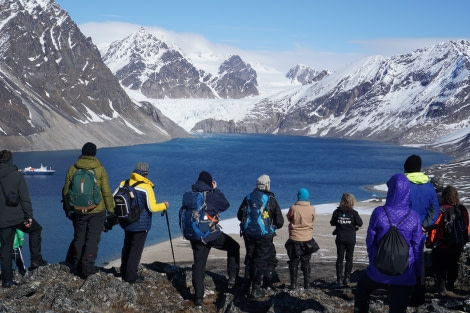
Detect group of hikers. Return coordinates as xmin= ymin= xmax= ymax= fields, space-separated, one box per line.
xmin=0 ymin=143 xmax=469 ymax=313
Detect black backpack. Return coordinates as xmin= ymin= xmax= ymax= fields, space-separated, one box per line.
xmin=440 ymin=205 xmax=469 ymax=247
xmin=374 ymin=208 xmax=411 ymax=276
xmin=113 ymin=180 xmax=144 ymax=226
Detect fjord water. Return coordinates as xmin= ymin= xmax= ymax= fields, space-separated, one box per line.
xmin=14 ymin=134 xmax=449 ymax=266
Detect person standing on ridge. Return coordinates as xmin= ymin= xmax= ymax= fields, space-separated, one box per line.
xmin=285 ymin=187 xmax=316 ymax=290
xmin=403 ymin=154 xmax=440 ymax=231
xmin=237 ymin=174 xmax=284 ymax=298
xmin=186 ymin=171 xmax=240 ymax=308
xmin=0 ymin=150 xmax=47 ymax=288
xmin=115 ymin=162 xmax=169 ymax=283
xmin=354 ymin=173 xmax=423 ymax=313
xmin=330 ymin=192 xmax=363 ymax=286
xmin=63 ymin=142 xmax=116 ymax=279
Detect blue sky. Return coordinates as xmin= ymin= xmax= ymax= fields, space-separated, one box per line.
xmin=54 ymin=0 xmax=470 ymax=71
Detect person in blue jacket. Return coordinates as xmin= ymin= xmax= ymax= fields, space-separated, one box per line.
xmin=115 ymin=162 xmax=168 ymax=283
xmin=188 ymin=171 xmax=240 ymax=308
xmin=354 ymin=173 xmax=423 ymax=313
xmin=403 ymin=154 xmax=440 ymax=231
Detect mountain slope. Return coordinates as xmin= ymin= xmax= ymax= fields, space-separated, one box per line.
xmin=193 ymin=40 xmax=470 ymax=156
xmin=0 ymin=0 xmax=187 ymax=151
xmin=102 ymin=28 xmax=259 ymax=100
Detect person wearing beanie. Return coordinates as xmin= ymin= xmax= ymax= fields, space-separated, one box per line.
xmin=330 ymin=192 xmax=363 ymax=286
xmin=63 ymin=142 xmax=115 ymax=279
xmin=0 ymin=150 xmax=47 ymax=287
xmin=187 ymin=171 xmax=240 ymax=307
xmin=237 ymin=174 xmax=284 ymax=298
xmin=403 ymin=154 xmax=440 ymax=230
xmin=284 ymin=188 xmax=316 ymax=290
xmin=114 ymin=162 xmax=169 ymax=283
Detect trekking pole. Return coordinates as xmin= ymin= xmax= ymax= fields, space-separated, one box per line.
xmin=164 ymin=209 xmax=176 ymax=267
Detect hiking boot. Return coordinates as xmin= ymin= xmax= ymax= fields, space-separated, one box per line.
xmin=129 ymin=275 xmax=145 ymax=284
xmin=250 ymin=285 xmax=265 ymax=299
xmin=228 ymin=276 xmax=236 ymax=288
xmin=194 ymin=297 xmax=203 ymax=307
xmin=2 ymin=281 xmax=15 ymax=288
xmin=30 ymin=259 xmax=48 ymax=270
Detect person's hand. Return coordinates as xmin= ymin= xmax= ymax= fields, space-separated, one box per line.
xmin=212 ymin=180 xmax=217 ymax=189
xmin=164 ymin=202 xmax=169 ymax=209
xmin=24 ymin=219 xmax=32 ymax=228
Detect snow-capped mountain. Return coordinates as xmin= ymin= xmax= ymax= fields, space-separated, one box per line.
xmin=193 ymin=40 xmax=470 ymax=157
xmin=0 ymin=0 xmax=187 ymax=151
xmin=286 ymin=64 xmax=330 ymax=85
xmin=102 ymin=28 xmax=259 ymax=99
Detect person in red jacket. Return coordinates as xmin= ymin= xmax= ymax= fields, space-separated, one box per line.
xmin=426 ymin=185 xmax=469 ymax=292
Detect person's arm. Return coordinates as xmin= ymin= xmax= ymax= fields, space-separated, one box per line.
xmin=237 ymin=198 xmax=247 ymax=221
xmin=271 ymin=198 xmax=284 ymax=229
xmin=99 ymin=167 xmax=115 ymax=212
xmin=354 ymin=210 xmax=363 ymax=227
xmin=143 ymin=184 xmax=168 ymax=213
xmin=330 ymin=210 xmax=338 ymax=226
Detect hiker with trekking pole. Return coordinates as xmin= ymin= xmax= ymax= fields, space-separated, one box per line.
xmin=112 ymin=162 xmax=170 ymax=284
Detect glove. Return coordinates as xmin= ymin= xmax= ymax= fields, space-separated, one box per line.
xmin=104 ymin=213 xmax=119 ymax=232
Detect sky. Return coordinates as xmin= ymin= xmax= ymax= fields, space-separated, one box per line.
xmin=53 ymin=0 xmax=470 ymax=72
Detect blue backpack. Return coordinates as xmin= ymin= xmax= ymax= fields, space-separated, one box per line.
xmin=240 ymin=190 xmax=274 ymax=239
xmin=179 ymin=191 xmax=221 ymax=243
xmin=113 ymin=180 xmax=144 ymax=226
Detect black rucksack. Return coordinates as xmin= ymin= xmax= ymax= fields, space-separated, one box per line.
xmin=440 ymin=205 xmax=469 ymax=247
xmin=374 ymin=208 xmax=411 ymax=276
xmin=113 ymin=180 xmax=144 ymax=226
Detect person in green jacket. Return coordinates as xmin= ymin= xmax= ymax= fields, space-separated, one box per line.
xmin=63 ymin=142 xmax=117 ymax=279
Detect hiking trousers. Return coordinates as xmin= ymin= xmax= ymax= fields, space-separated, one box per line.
xmin=354 ymin=272 xmax=414 ymax=313
xmin=71 ymin=211 xmax=105 ymax=277
xmin=121 ymin=230 xmax=148 ymax=283
xmin=190 ymin=233 xmax=240 ymax=299
xmin=0 ymin=219 xmax=44 ymax=282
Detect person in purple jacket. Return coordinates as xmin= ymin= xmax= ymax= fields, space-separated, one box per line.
xmin=354 ymin=173 xmax=423 ymax=313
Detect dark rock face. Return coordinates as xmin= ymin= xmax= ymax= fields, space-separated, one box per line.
xmin=193 ymin=40 xmax=470 ymax=157
xmin=1 ymin=249 xmax=468 ymax=312
xmin=103 ymin=29 xmax=259 ymax=100
xmin=212 ymin=55 xmax=259 ymax=99
xmin=286 ymin=65 xmax=330 ymax=85
xmin=0 ymin=1 xmax=188 ymax=151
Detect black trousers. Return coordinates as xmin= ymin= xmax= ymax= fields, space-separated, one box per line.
xmin=190 ymin=233 xmax=240 ymax=299
xmin=335 ymin=237 xmax=356 ymax=273
xmin=71 ymin=211 xmax=105 ymax=277
xmin=432 ymin=246 xmax=462 ymax=286
xmin=354 ymin=273 xmax=414 ymax=313
xmin=0 ymin=218 xmax=43 ymax=282
xmin=121 ymin=230 xmax=148 ymax=283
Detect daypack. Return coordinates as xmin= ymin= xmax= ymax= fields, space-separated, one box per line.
xmin=179 ymin=191 xmax=220 ymax=243
xmin=440 ymin=205 xmax=469 ymax=247
xmin=113 ymin=180 xmax=144 ymax=226
xmin=67 ymin=168 xmax=102 ymax=213
xmin=240 ymin=190 xmax=274 ymax=239
xmin=374 ymin=208 xmax=411 ymax=276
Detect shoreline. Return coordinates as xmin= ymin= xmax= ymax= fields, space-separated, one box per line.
xmin=104 ymin=200 xmax=379 ymax=269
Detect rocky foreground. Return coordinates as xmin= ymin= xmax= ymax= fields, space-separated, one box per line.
xmin=0 ymin=247 xmax=468 ymax=313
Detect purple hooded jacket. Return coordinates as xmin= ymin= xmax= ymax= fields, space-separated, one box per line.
xmin=366 ymin=173 xmax=423 ymax=286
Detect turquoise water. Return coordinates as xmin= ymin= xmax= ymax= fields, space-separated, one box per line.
xmin=13 ymin=134 xmax=450 ymax=266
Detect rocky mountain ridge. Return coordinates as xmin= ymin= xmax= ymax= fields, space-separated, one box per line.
xmin=102 ymin=27 xmax=259 ymax=100
xmin=192 ymin=40 xmax=470 ymax=158
xmin=0 ymin=0 xmax=188 ymax=152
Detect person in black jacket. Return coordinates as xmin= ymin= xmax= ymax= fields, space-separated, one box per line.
xmin=237 ymin=174 xmax=284 ymax=298
xmin=0 ymin=150 xmax=47 ymax=288
xmin=330 ymin=192 xmax=363 ymax=286
xmin=188 ymin=171 xmax=240 ymax=308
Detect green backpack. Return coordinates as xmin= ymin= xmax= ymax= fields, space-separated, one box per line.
xmin=67 ymin=168 xmax=102 ymax=213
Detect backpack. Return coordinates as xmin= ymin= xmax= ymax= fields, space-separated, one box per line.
xmin=440 ymin=205 xmax=469 ymax=247
xmin=240 ymin=190 xmax=274 ymax=239
xmin=179 ymin=191 xmax=220 ymax=243
xmin=113 ymin=180 xmax=144 ymax=226
xmin=374 ymin=208 xmax=411 ymax=276
xmin=67 ymin=168 xmax=102 ymax=213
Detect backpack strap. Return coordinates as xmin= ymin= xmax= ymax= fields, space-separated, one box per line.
xmin=383 ymin=207 xmax=411 ymax=227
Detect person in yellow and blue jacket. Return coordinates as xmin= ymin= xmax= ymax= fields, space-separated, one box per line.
xmin=114 ymin=162 xmax=169 ymax=284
